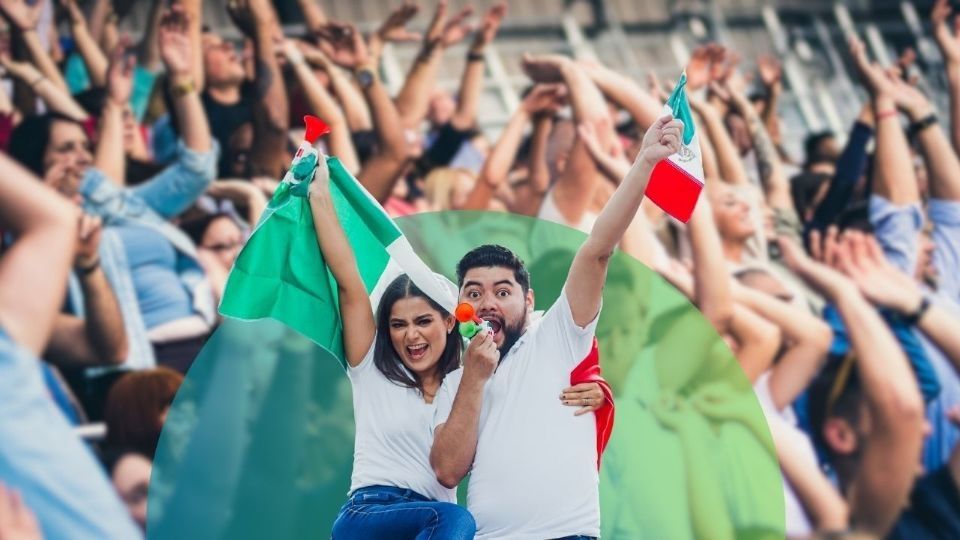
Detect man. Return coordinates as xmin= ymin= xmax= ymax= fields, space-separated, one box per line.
xmin=201 ymin=0 xmax=289 ymax=179
xmin=430 ymin=112 xmax=683 ymax=539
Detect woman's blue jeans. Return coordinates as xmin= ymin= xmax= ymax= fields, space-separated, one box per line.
xmin=331 ymin=485 xmax=476 ymax=540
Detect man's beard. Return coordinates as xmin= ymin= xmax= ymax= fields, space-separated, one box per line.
xmin=497 ymin=317 xmax=526 ymax=360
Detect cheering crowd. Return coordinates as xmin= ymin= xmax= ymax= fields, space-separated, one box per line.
xmin=0 ymin=0 xmax=958 ymax=538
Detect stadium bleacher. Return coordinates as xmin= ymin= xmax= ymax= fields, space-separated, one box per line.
xmin=115 ymin=0 xmax=951 ymax=160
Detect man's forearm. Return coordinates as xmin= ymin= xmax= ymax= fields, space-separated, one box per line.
xmin=356 ymin=70 xmax=412 ymax=201
xmin=584 ymin=64 xmax=660 ymax=129
xmin=79 ymin=266 xmax=128 ymax=364
xmin=469 ymin=107 xmax=529 ymax=209
xmin=366 ymin=71 xmax=407 ymax=160
xmin=740 ymin=101 xmax=791 ymax=210
xmin=565 ymin=157 xmax=653 ymax=326
xmin=170 ymin=75 xmax=212 ymax=153
xmin=246 ymin=20 xmax=288 ymax=177
xmin=911 ymin=105 xmax=960 ymax=201
xmin=21 ymin=30 xmax=69 ymax=92
xmin=431 ymin=377 xmax=485 ymax=488
xmin=508 ymin=115 xmax=552 ymax=216
xmin=762 ymin=84 xmax=782 ymax=147
xmin=70 ymin=20 xmax=109 ymax=86
xmin=31 ymin=77 xmax=89 ymax=121
xmin=326 ymin=64 xmax=372 ymax=131
xmin=528 ymin=115 xmax=553 ymax=195
xmin=451 ymin=53 xmax=484 ymax=130
xmin=88 ymin=0 xmax=111 ymax=44
xmin=689 ymin=198 xmax=734 ymax=335
xmin=872 ymin=96 xmax=920 ymax=204
xmin=396 ymin=45 xmax=445 ymax=128
xmin=252 ymin=19 xmax=290 ymax=134
xmin=290 ymin=61 xmax=359 ymax=173
xmin=551 ymin=60 xmax=611 ymax=225
xmin=297 ymin=0 xmax=327 ymax=34
xmin=948 ymin=65 xmax=960 ymax=155
xmin=138 ymin=0 xmax=165 ymax=71
xmin=560 ymin=61 xmax=607 ymax=125
xmin=832 ymin=290 xmax=921 ymax=422
xmin=94 ymin=101 xmax=127 ymax=185
xmin=700 ymin=105 xmax=750 ymax=186
xmin=181 ymin=0 xmax=205 ymax=90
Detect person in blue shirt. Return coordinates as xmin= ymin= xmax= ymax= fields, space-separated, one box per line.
xmin=7 ymin=7 xmax=218 ymax=418
xmin=850 ymin=33 xmax=960 ymax=473
xmin=0 ymin=152 xmax=142 ymax=540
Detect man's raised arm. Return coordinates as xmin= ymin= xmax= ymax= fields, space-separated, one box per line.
xmin=565 ymin=115 xmax=683 ymax=326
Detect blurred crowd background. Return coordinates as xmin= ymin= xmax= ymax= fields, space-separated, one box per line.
xmin=0 ymin=0 xmax=958 ymax=538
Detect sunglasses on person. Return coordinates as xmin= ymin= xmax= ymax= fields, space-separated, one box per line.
xmin=202 ymin=240 xmax=242 ymax=252
xmin=825 ymin=352 xmax=857 ymax=420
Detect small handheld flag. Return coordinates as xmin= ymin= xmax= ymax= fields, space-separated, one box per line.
xmin=644 ymin=73 xmax=705 ymax=223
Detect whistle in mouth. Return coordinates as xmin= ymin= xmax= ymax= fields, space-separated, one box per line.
xmin=455 ymin=302 xmax=491 ymax=339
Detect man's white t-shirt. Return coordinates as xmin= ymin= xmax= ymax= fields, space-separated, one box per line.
xmin=433 ymin=292 xmax=601 ymax=539
xmin=347 ymin=341 xmax=456 ymax=503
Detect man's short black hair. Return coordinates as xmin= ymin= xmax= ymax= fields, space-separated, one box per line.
xmin=835 ymin=201 xmax=873 ymax=233
xmin=804 ymin=131 xmax=836 ymax=166
xmin=456 ymin=244 xmax=531 ymax=293
xmin=807 ymin=354 xmax=863 ymax=458
xmin=790 ymin=171 xmax=831 ymax=222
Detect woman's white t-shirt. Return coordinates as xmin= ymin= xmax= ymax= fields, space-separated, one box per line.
xmin=346 ymin=341 xmax=456 ymax=503
xmin=537 ymin=188 xmax=598 ymax=234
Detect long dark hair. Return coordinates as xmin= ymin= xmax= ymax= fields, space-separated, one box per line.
xmin=8 ymin=112 xmax=84 ymax=175
xmin=373 ymin=275 xmax=461 ymax=394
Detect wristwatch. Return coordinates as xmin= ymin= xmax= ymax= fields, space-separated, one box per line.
xmin=354 ymin=66 xmax=377 ymax=89
xmin=908 ymin=113 xmax=938 ymax=139
xmin=901 ymin=296 xmax=932 ymax=326
xmin=171 ymin=77 xmax=196 ymax=99
xmin=76 ymin=256 xmax=101 ymax=277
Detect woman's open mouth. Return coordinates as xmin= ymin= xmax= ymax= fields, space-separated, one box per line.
xmin=406 ymin=343 xmax=429 ymax=360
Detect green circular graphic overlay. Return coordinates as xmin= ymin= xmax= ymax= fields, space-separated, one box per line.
xmin=148 ymin=211 xmax=785 ymax=539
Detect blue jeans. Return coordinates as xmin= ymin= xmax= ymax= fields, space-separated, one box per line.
xmin=331 ymin=486 xmax=476 ymax=540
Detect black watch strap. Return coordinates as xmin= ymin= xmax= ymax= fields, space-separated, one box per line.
xmin=76 ymin=256 xmax=101 ymax=276
xmin=908 ymin=113 xmax=938 ymax=138
xmin=902 ymin=296 xmax=931 ymax=325
xmin=354 ymin=67 xmax=376 ymax=88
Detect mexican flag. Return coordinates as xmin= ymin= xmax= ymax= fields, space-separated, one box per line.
xmin=644 ymin=73 xmax=704 ymax=223
xmin=219 ymin=117 xmax=456 ymax=364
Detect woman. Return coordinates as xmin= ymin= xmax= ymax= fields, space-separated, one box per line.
xmin=7 ymin=8 xmax=216 ymax=395
xmin=308 ymin=158 xmax=607 ymax=539
xmin=423 ymin=167 xmax=477 ymax=211
xmin=103 ymin=367 xmax=184 ymax=459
